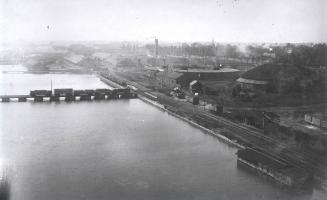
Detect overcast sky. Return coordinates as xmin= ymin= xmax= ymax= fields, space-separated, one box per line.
xmin=1 ymin=0 xmax=326 ymax=43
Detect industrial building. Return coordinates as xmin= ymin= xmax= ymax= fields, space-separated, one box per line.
xmin=176 ymin=68 xmax=240 ymax=81
xmin=189 ymin=80 xmax=202 ymax=94
xmin=304 ymin=113 xmax=327 ymax=129
xmin=236 ymin=63 xmax=282 ymax=92
xmin=173 ymin=68 xmax=240 ymax=87
xmin=154 ymin=67 xmax=240 ymax=90
xmin=156 ymin=71 xmax=184 ymax=88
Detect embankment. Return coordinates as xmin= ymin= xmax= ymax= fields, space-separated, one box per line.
xmin=99 ymin=73 xmax=244 ymax=149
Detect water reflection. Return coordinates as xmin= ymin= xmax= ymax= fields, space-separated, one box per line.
xmin=0 ymin=65 xmax=109 ymax=95
xmin=0 ymin=158 xmax=10 ymax=200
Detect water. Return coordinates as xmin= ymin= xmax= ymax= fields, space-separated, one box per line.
xmin=0 ymin=65 xmax=324 ymax=200
xmin=0 ymin=65 xmax=109 ymax=95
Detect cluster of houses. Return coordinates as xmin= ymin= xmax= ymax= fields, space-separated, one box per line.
xmin=144 ymin=62 xmax=282 ymax=97
xmin=142 ymin=62 xmax=326 ymax=110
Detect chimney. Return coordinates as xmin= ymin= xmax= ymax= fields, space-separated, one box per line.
xmin=155 ymin=38 xmax=158 ymax=58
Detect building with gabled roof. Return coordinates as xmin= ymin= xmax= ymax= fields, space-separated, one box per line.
xmin=156 ymin=71 xmax=184 ymax=88
xmin=236 ymin=63 xmax=282 ymax=92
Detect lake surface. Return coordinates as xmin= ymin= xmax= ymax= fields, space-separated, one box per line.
xmin=0 ymin=65 xmax=110 ymax=95
xmin=0 ymin=65 xmax=325 ymax=200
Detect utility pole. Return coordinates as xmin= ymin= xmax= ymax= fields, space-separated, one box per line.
xmin=262 ymin=112 xmax=265 ymax=130
xmin=203 ymin=86 xmax=206 ymax=110
xmin=155 ymin=38 xmax=159 ymax=59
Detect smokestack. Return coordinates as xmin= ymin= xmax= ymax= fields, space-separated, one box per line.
xmin=155 ymin=38 xmax=158 ymax=58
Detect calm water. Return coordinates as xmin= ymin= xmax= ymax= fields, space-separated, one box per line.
xmin=0 ymin=65 xmax=325 ymax=200
xmin=0 ymin=65 xmax=110 ymax=95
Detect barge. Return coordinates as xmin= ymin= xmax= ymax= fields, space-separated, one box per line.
xmin=237 ymin=148 xmax=312 ymax=187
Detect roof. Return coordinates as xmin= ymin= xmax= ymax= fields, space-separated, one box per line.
xmin=236 ymin=77 xmax=268 ymax=85
xmin=64 ymin=54 xmax=84 ymax=64
xmin=200 ymin=80 xmax=232 ymax=87
xmin=144 ymin=65 xmax=164 ymax=71
xmin=241 ymin=63 xmax=283 ymax=82
xmin=157 ymin=71 xmax=183 ymax=79
xmin=190 ymin=80 xmax=201 ymax=86
xmin=167 ymin=72 xmax=183 ymax=79
xmin=176 ymin=68 xmax=240 ymax=73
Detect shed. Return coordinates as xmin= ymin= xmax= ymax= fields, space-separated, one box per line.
xmin=189 ymin=80 xmax=202 ymax=94
xmin=156 ymin=71 xmax=183 ymax=88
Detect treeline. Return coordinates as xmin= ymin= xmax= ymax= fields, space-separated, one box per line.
xmin=145 ymin=43 xmax=242 ymax=58
xmin=145 ymin=43 xmax=327 ymax=66
xmin=273 ymin=43 xmax=327 ymax=66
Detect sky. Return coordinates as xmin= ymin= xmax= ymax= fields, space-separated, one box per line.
xmin=0 ymin=0 xmax=326 ymax=43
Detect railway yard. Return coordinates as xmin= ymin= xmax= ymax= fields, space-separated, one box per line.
xmin=104 ymin=70 xmax=327 ymax=187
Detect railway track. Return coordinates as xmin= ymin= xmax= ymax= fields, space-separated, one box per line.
xmin=197 ymin=109 xmax=327 ymax=177
xmin=155 ymin=93 xmax=327 ymax=177
xmin=225 ymin=103 xmax=326 ymax=112
xmin=110 ymin=72 xmax=327 ymax=178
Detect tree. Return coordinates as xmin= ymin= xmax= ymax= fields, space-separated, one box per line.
xmin=225 ymin=44 xmax=240 ymax=58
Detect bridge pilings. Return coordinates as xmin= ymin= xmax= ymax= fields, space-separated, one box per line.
xmin=65 ymin=95 xmax=75 ymax=102
xmin=1 ymin=97 xmax=10 ymax=102
xmin=50 ymin=96 xmax=60 ymax=102
xmin=79 ymin=95 xmax=92 ymax=101
xmin=94 ymin=94 xmax=106 ymax=100
xmin=18 ymin=97 xmax=27 ymax=102
xmin=1 ymin=88 xmax=137 ymax=103
xmin=34 ymin=96 xmax=43 ymax=102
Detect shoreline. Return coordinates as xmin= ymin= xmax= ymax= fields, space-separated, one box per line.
xmin=100 ymin=74 xmax=245 ymax=149
xmin=139 ymin=94 xmax=244 ymax=149
xmin=98 ymin=72 xmax=327 ymax=187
